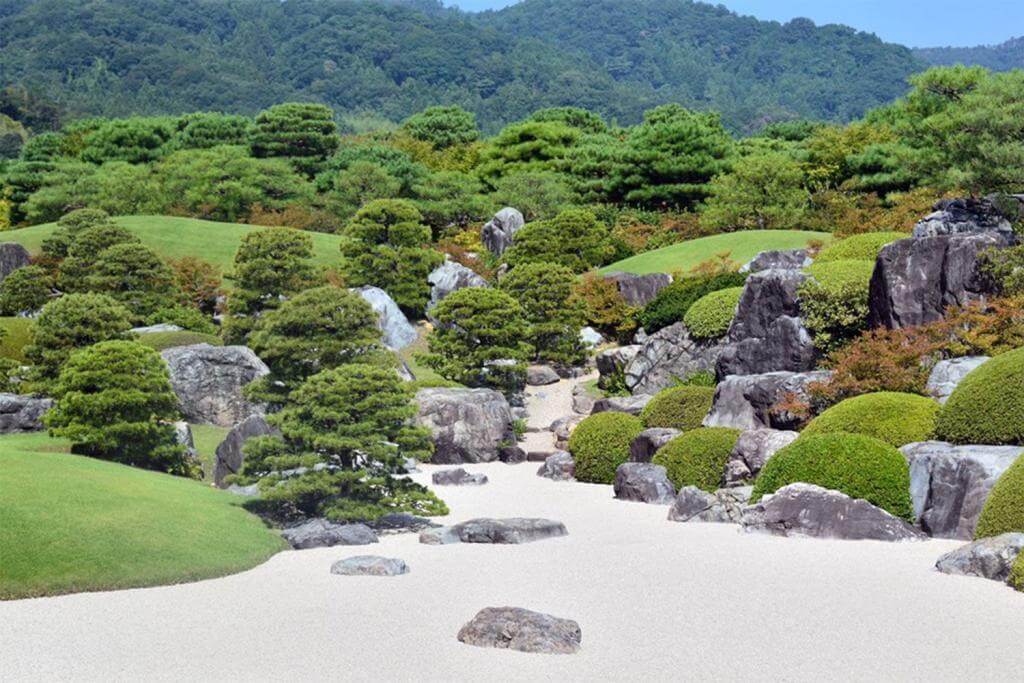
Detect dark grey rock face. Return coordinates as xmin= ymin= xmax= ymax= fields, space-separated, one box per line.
xmin=537 ymin=452 xmax=575 ymax=480
xmin=526 ymin=365 xmax=560 ymax=386
xmin=902 ymin=441 xmax=1022 ymax=540
xmin=740 ymin=249 xmax=811 ymax=274
xmin=498 ymin=445 xmax=527 ymax=463
xmin=934 ymin=533 xmax=1024 ymax=583
xmin=432 ymin=467 xmax=489 ymax=486
xmin=571 ymin=384 xmax=595 ymax=415
xmin=596 ymin=345 xmax=641 ymax=389
xmin=353 ymin=286 xmax=417 ymax=350
xmin=926 ymin=356 xmax=990 ymax=404
xmin=723 ymin=428 xmax=799 ymax=486
xmin=867 ymin=232 xmax=1011 ymax=329
xmin=591 ymin=394 xmax=651 ymax=416
xmin=668 ymin=486 xmax=751 ymax=523
xmin=741 ymin=484 xmax=925 ymax=541
xmin=716 ymin=270 xmax=817 ymax=378
xmin=281 ymin=519 xmax=379 ymax=549
xmin=415 ymin=388 xmax=514 ymax=464
xmin=457 ymin=607 xmax=581 ymax=654
xmin=481 ymin=207 xmax=525 ymax=256
xmin=330 ymin=555 xmax=409 ymax=577
xmin=550 ymin=414 xmax=585 ymax=449
xmin=420 ymin=518 xmax=568 ymax=545
xmin=613 ymin=463 xmax=676 ymax=504
xmin=161 ymin=344 xmax=269 ymax=427
xmin=0 ymin=394 xmax=53 ymax=433
xmin=213 ymin=414 xmax=278 ymax=487
xmin=427 ymin=259 xmax=488 ymax=316
xmin=624 ymin=322 xmax=724 ymax=395
xmin=912 ymin=196 xmax=1019 ymax=239
xmin=0 ymin=243 xmax=31 ymax=281
xmin=703 ymin=371 xmax=831 ymax=431
xmin=602 ymin=271 xmax=672 ymax=307
xmin=629 ymin=428 xmax=681 ymax=463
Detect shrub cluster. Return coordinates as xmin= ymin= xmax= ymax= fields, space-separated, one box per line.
xmin=799 ymin=259 xmax=875 ymax=352
xmin=814 ymin=231 xmax=905 ymax=262
xmin=802 ymin=392 xmax=939 ymax=447
xmin=637 ymin=271 xmax=747 ymax=334
xmin=568 ymin=412 xmax=644 ymax=484
xmin=1010 ymin=552 xmax=1024 ymax=593
xmin=640 ymin=385 xmax=715 ymax=431
xmin=652 ymin=427 xmax=740 ymax=491
xmin=936 ymin=347 xmax=1024 ymax=446
xmin=683 ymin=286 xmax=742 ymax=340
xmin=973 ymin=453 xmax=1024 ymax=539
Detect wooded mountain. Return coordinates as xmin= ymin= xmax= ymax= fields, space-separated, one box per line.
xmin=914 ymin=36 xmax=1024 ymax=72
xmin=0 ymin=0 xmax=925 ymax=132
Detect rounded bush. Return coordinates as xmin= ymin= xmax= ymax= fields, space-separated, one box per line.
xmin=974 ymin=452 xmax=1024 ymax=539
xmin=815 ymin=232 xmax=905 ymax=263
xmin=802 ymin=391 xmax=939 ymax=447
xmin=637 ymin=271 xmax=747 ymax=334
xmin=804 ymin=258 xmax=875 ymax=289
xmin=652 ymin=427 xmax=740 ymax=492
xmin=640 ymin=385 xmax=715 ymax=431
xmin=683 ymin=287 xmax=743 ymax=340
xmin=750 ymin=433 xmax=914 ymax=521
xmin=568 ymin=412 xmax=643 ymax=484
xmin=936 ymin=347 xmax=1024 ymax=446
xmin=1010 ymin=552 xmax=1024 ymax=593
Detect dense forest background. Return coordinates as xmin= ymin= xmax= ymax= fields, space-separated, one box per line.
xmin=914 ymin=36 xmax=1024 ymax=73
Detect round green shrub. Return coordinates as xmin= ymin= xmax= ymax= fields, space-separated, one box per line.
xmin=750 ymin=433 xmax=914 ymax=521
xmin=815 ymin=232 xmax=906 ymax=263
xmin=802 ymin=391 xmax=939 ymax=447
xmin=640 ymin=385 xmax=715 ymax=431
xmin=652 ymin=427 xmax=740 ymax=492
xmin=803 ymin=258 xmax=875 ymax=289
xmin=136 ymin=330 xmax=223 ymax=351
xmin=799 ymin=259 xmax=875 ymax=352
xmin=1010 ymin=552 xmax=1024 ymax=593
xmin=974 ymin=452 xmax=1024 ymax=539
xmin=637 ymin=271 xmax=747 ymax=334
xmin=683 ymin=287 xmax=743 ymax=340
xmin=936 ymin=347 xmax=1024 ymax=446
xmin=568 ymin=412 xmax=643 ymax=484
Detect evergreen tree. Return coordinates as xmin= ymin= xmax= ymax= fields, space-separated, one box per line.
xmin=80 ymin=244 xmax=179 ymax=323
xmin=401 ymin=105 xmax=479 ymax=149
xmin=504 ymin=208 xmax=614 ymax=273
xmin=251 ymin=103 xmax=340 ymax=176
xmin=701 ymin=152 xmax=808 ymax=231
xmin=0 ymin=265 xmax=54 ymax=315
xmin=499 ymin=262 xmax=586 ymax=365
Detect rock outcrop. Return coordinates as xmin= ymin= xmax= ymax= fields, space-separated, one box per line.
xmin=912 ymin=196 xmax=1020 ymax=239
xmin=590 ymin=394 xmax=651 ymax=416
xmin=740 ymin=249 xmax=811 ymax=274
xmin=613 ymin=463 xmax=676 ymax=504
xmin=629 ymin=428 xmax=681 ymax=463
xmin=427 ymin=259 xmax=488 ymax=314
xmin=330 ymin=556 xmax=410 ymax=577
xmin=420 ymin=518 xmax=568 ymax=545
xmin=353 ymin=286 xmax=417 ymax=350
xmin=0 ymin=394 xmax=53 ymax=433
xmin=934 ymin=533 xmax=1024 ymax=583
xmin=213 ymin=414 xmax=279 ymax=487
xmin=415 ymin=388 xmax=514 ymax=463
xmin=926 ymin=356 xmax=990 ymax=404
xmin=432 ymin=467 xmax=489 ymax=486
xmin=703 ymin=371 xmax=831 ymax=431
xmin=281 ymin=520 xmax=379 ymax=549
xmin=481 ymin=207 xmax=525 ymax=256
xmin=0 ymin=243 xmax=31 ymax=281
xmin=601 ymin=271 xmax=672 ymax=307
xmin=596 ymin=345 xmax=640 ymax=389
xmin=161 ymin=344 xmax=269 ymax=427
xmin=550 ymin=414 xmax=585 ymax=449
xmin=668 ymin=486 xmax=751 ymax=523
xmin=723 ymin=428 xmax=799 ymax=486
xmin=537 ymin=451 xmax=575 ymax=480
xmin=623 ymin=322 xmax=724 ymax=395
xmin=457 ymin=607 xmax=581 ymax=654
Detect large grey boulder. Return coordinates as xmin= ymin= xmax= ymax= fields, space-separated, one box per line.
xmin=415 ymin=388 xmax=514 ymax=464
xmin=0 ymin=394 xmax=53 ymax=433
xmin=420 ymin=518 xmax=568 ymax=545
xmin=571 ymin=384 xmax=595 ymax=415
xmin=161 ymin=344 xmax=269 ymax=427
xmin=281 ymin=519 xmax=379 ymax=549
xmin=331 ymin=556 xmax=409 ymax=577
xmin=602 ymin=271 xmax=672 ymax=307
xmin=596 ymin=345 xmax=640 ymax=390
xmin=457 ymin=607 xmax=581 ymax=654
xmin=526 ymin=365 xmax=560 ymax=386
xmin=741 ymin=484 xmax=925 ymax=541
xmin=432 ymin=467 xmax=488 ymax=486
xmin=668 ymin=486 xmax=751 ymax=523
xmin=213 ymin=414 xmax=279 ymax=487
xmin=740 ymin=249 xmax=811 ymax=274
xmin=613 ymin=463 xmax=676 ymax=504
xmin=912 ymin=196 xmax=1020 ymax=239
xmin=0 ymin=243 xmax=31 ymax=281
xmin=723 ymin=428 xmax=799 ymax=486
xmin=550 ymin=414 xmax=585 ymax=449
xmin=934 ymin=533 xmax=1024 ymax=583
xmin=537 ymin=451 xmax=575 ymax=480
xmin=703 ymin=371 xmax=831 ymax=431
xmin=427 ymin=259 xmax=488 ymax=314
xmin=901 ymin=441 xmax=1022 ymax=539
xmin=481 ymin=207 xmax=525 ymax=256
xmin=867 ymin=232 xmax=1011 ymax=329
xmin=591 ymin=394 xmax=651 ymax=416
xmin=716 ymin=269 xmax=816 ymax=378
xmin=629 ymin=428 xmax=681 ymax=463
xmin=353 ymin=286 xmax=417 ymax=350
xmin=926 ymin=356 xmax=990 ymax=404
xmin=624 ymin=322 xmax=724 ymax=395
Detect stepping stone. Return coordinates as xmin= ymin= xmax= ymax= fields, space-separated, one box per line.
xmin=420 ymin=517 xmax=568 ymax=545
xmin=458 ymin=607 xmax=581 ymax=654
xmin=330 ymin=556 xmax=409 ymax=577
xmin=432 ymin=468 xmax=488 ymax=486
xmin=281 ymin=519 xmax=379 ymax=549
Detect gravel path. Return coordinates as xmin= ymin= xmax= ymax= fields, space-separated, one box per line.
xmin=520 ymin=372 xmax=596 ymax=453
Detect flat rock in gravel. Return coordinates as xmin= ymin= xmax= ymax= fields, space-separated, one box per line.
xmin=613 ymin=463 xmax=675 ymax=504
xmin=432 ymin=467 xmax=489 ymax=486
xmin=537 ymin=452 xmax=575 ymax=480
xmin=458 ymin=607 xmax=581 ymax=654
xmin=669 ymin=486 xmax=751 ymax=523
xmin=526 ymin=365 xmax=560 ymax=386
xmin=281 ymin=519 xmax=379 ymax=549
xmin=934 ymin=533 xmax=1024 ymax=583
xmin=420 ymin=517 xmax=568 ymax=545
xmin=330 ymin=556 xmax=409 ymax=577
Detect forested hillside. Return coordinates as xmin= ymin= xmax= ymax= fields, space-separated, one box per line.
xmin=915 ymin=36 xmax=1024 ymax=72
xmin=0 ymin=0 xmax=924 ymax=132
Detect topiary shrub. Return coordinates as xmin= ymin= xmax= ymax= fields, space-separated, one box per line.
xmin=1010 ymin=552 xmax=1024 ymax=592
xmin=814 ymin=231 xmax=906 ymax=262
xmin=683 ymin=286 xmax=743 ymax=340
xmin=568 ymin=412 xmax=643 ymax=484
xmin=652 ymin=427 xmax=740 ymax=491
xmin=640 ymin=385 xmax=715 ymax=431
xmin=750 ymin=433 xmax=914 ymax=521
xmin=637 ymin=271 xmax=747 ymax=334
xmin=799 ymin=259 xmax=875 ymax=352
xmin=936 ymin=347 xmax=1024 ymax=446
xmin=973 ymin=452 xmax=1024 ymax=539
xmin=802 ymin=391 xmax=939 ymax=447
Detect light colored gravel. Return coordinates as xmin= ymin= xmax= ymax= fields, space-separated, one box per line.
xmin=520 ymin=372 xmax=595 ymax=453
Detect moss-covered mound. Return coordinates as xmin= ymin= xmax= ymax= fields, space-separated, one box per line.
xmin=640 ymin=385 xmax=716 ymax=431
xmin=568 ymin=412 xmax=644 ymax=484
xmin=803 ymin=258 xmax=876 ymax=289
xmin=974 ymin=452 xmax=1024 ymax=539
xmin=750 ymin=432 xmax=914 ymax=521
xmin=683 ymin=286 xmax=743 ymax=340
xmin=814 ymin=231 xmax=906 ymax=263
xmin=1009 ymin=552 xmax=1024 ymax=592
xmin=936 ymin=347 xmax=1024 ymax=446
xmin=136 ymin=330 xmax=223 ymax=351
xmin=802 ymin=391 xmax=939 ymax=447
xmin=652 ymin=427 xmax=740 ymax=492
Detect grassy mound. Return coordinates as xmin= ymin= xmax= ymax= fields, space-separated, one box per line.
xmin=0 ymin=316 xmax=34 ymax=362
xmin=652 ymin=427 xmax=740 ymax=491
xmin=802 ymin=392 xmax=939 ymax=447
xmin=136 ymin=330 xmax=224 ymax=351
xmin=640 ymin=385 xmax=715 ymax=431
xmin=814 ymin=231 xmax=906 ymax=262
xmin=568 ymin=412 xmax=643 ymax=484
xmin=599 ymin=230 xmax=832 ymax=275
xmin=936 ymin=347 xmax=1024 ymax=446
xmin=0 ymin=432 xmax=285 ymax=600
xmin=683 ymin=286 xmax=743 ymax=340
xmin=804 ymin=258 xmax=875 ymax=289
xmin=751 ymin=433 xmax=914 ymax=521
xmin=974 ymin=452 xmax=1024 ymax=539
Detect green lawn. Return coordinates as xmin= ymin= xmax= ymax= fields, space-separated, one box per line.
xmin=0 ymin=317 xmax=34 ymax=362
xmin=398 ymin=323 xmax=450 ymax=386
xmin=190 ymin=423 xmax=230 ymax=483
xmin=0 ymin=432 xmax=285 ymax=600
xmin=136 ymin=330 xmax=223 ymax=351
xmin=2 ymin=215 xmax=346 ymax=274
xmin=600 ymin=230 xmax=833 ymax=275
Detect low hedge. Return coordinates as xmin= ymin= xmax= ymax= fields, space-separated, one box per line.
xmin=568 ymin=412 xmax=644 ymax=484
xmin=750 ymin=432 xmax=914 ymax=521
xmin=814 ymin=232 xmax=906 ymax=263
xmin=640 ymin=385 xmax=715 ymax=431
xmin=652 ymin=427 xmax=740 ymax=492
xmin=1010 ymin=552 xmax=1024 ymax=593
xmin=936 ymin=347 xmax=1024 ymax=446
xmin=637 ymin=271 xmax=747 ymax=334
xmin=683 ymin=287 xmax=743 ymax=340
xmin=974 ymin=452 xmax=1024 ymax=539
xmin=799 ymin=259 xmax=875 ymax=352
xmin=803 ymin=258 xmax=875 ymax=290
xmin=802 ymin=391 xmax=939 ymax=447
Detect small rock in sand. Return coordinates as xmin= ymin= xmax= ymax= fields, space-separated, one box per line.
xmin=537 ymin=452 xmax=575 ymax=480
xmin=281 ymin=519 xmax=379 ymax=549
xmin=432 ymin=468 xmax=489 ymax=486
xmin=331 ymin=556 xmax=409 ymax=577
xmin=458 ymin=607 xmax=581 ymax=654
xmin=420 ymin=517 xmax=568 ymax=545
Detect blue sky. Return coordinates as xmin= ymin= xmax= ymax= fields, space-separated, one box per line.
xmin=446 ymin=0 xmax=1022 ymax=48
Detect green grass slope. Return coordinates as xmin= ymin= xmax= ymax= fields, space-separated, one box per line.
xmin=0 ymin=317 xmax=34 ymax=362
xmin=600 ymin=230 xmax=832 ymax=275
xmin=2 ymin=216 xmax=345 ymax=274
xmin=0 ymin=432 xmax=285 ymax=600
